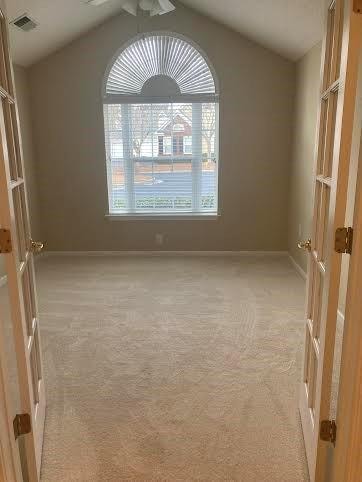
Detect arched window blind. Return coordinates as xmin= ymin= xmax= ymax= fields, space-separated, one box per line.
xmin=105 ymin=35 xmax=215 ymax=96
xmin=103 ymin=33 xmax=219 ymax=216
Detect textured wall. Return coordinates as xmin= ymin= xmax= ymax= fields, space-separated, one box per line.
xmin=288 ymin=43 xmax=321 ymax=271
xmin=28 ymin=3 xmax=295 ymax=251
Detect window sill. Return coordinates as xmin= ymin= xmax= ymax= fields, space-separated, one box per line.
xmin=105 ymin=213 xmax=220 ymax=221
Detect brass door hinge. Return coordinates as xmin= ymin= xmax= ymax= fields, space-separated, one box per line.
xmin=13 ymin=413 xmax=31 ymax=440
xmin=0 ymin=228 xmax=12 ymax=253
xmin=354 ymin=0 xmax=362 ymax=14
xmin=320 ymin=419 xmax=337 ymax=445
xmin=335 ymin=227 xmax=353 ymax=254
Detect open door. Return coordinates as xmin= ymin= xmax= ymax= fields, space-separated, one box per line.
xmin=298 ymin=0 xmax=362 ymax=481
xmin=0 ymin=2 xmax=45 ymax=481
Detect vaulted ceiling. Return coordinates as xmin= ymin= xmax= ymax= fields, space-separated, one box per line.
xmin=6 ymin=0 xmax=323 ymax=67
xmin=181 ymin=0 xmax=323 ymax=61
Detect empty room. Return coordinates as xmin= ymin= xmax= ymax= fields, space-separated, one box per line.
xmin=1 ymin=1 xmax=362 ymax=481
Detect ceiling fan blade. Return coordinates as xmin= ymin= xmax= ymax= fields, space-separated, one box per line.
xmin=157 ymin=0 xmax=175 ymax=14
xmin=120 ymin=0 xmax=138 ymax=15
xmin=86 ymin=0 xmax=112 ymax=6
xmin=150 ymin=0 xmax=175 ymax=15
xmin=150 ymin=4 xmax=163 ymax=16
xmin=120 ymin=0 xmax=175 ymax=16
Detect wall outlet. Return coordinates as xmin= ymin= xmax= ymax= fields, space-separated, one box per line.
xmin=155 ymin=233 xmax=164 ymax=246
xmin=298 ymin=223 xmax=302 ymax=238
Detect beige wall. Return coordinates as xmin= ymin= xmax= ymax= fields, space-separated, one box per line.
xmin=288 ymin=43 xmax=322 ymax=272
xmin=28 ymin=3 xmax=295 ymax=251
xmin=13 ymin=64 xmax=41 ymax=241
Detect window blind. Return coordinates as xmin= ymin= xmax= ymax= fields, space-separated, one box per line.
xmin=104 ymin=102 xmax=218 ymax=214
xmin=106 ymin=35 xmax=215 ymax=96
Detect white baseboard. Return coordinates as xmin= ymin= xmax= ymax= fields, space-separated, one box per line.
xmin=288 ymin=254 xmax=307 ymax=280
xmin=42 ymin=250 xmax=289 ymax=257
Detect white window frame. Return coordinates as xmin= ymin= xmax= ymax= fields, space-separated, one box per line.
xmin=102 ymin=32 xmax=220 ymax=220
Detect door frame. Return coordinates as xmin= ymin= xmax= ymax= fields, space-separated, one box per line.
xmin=331 ymin=103 xmax=362 ymax=480
xmin=298 ymin=1 xmax=362 ymax=479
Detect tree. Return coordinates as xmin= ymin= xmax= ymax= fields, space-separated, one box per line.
xmin=202 ymin=103 xmax=216 ymax=162
xmin=179 ymin=103 xmax=216 ymax=161
xmin=130 ymin=105 xmax=153 ymax=157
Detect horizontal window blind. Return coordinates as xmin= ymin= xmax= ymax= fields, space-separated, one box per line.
xmin=104 ymin=102 xmax=218 ymax=214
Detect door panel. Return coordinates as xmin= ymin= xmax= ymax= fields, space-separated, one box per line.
xmin=0 ymin=261 xmax=24 ymax=482
xmin=299 ymin=0 xmax=362 ymax=480
xmin=0 ymin=3 xmax=45 ymax=481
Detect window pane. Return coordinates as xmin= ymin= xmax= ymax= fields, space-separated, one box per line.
xmin=130 ymin=104 xmax=154 ymax=158
xmin=104 ymin=102 xmax=218 ymax=214
xmin=111 ymin=160 xmax=126 ymax=211
xmin=201 ymin=103 xmax=217 ymax=211
xmin=202 ymin=157 xmax=217 ymax=211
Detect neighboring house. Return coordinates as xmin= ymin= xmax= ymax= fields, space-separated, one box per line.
xmin=137 ymin=109 xmax=215 ymax=161
xmin=107 ymin=108 xmax=216 ymax=162
xmin=156 ymin=112 xmax=192 ymax=156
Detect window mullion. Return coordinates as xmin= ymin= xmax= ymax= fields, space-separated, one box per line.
xmin=121 ymin=104 xmax=135 ymax=212
xmin=192 ymin=103 xmax=202 ymax=212
xmin=103 ymin=106 xmax=113 ymax=213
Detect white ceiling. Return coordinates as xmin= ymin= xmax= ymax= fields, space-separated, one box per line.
xmin=181 ymin=0 xmax=324 ymax=61
xmin=6 ymin=0 xmax=125 ymax=66
xmin=6 ymin=0 xmax=324 ymax=67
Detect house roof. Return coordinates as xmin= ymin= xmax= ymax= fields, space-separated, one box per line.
xmin=6 ymin=0 xmax=323 ymax=67
xmin=158 ymin=112 xmax=191 ymax=133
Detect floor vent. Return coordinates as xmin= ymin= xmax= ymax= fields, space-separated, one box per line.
xmin=11 ymin=14 xmax=38 ymax=32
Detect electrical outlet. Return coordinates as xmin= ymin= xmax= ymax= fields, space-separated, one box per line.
xmin=155 ymin=233 xmax=164 ymax=246
xmin=298 ymin=223 xmax=302 ymax=238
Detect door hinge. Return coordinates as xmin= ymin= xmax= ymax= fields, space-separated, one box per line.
xmin=354 ymin=0 xmax=362 ymax=14
xmin=335 ymin=227 xmax=353 ymax=255
xmin=320 ymin=419 xmax=337 ymax=445
xmin=13 ymin=413 xmax=31 ymax=440
xmin=0 ymin=228 xmax=12 ymax=253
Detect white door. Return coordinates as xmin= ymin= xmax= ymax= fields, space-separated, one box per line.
xmin=0 ymin=3 xmax=45 ymax=481
xmin=299 ymin=0 xmax=362 ymax=481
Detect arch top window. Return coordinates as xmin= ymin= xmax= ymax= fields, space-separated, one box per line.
xmin=104 ymin=34 xmax=217 ymax=100
xmin=103 ymin=33 xmax=219 ymax=217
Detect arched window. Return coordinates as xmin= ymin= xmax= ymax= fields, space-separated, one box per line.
xmin=103 ymin=33 xmax=219 ymax=216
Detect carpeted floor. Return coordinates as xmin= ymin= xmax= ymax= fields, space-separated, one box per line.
xmin=36 ymin=254 xmax=309 ymax=482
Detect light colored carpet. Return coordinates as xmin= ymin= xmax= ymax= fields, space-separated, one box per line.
xmin=36 ymin=255 xmax=309 ymax=482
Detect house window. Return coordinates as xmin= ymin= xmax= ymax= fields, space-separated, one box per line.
xmin=173 ymin=136 xmax=183 ymax=155
xmin=158 ymin=136 xmax=164 ymax=156
xmin=164 ymin=136 xmax=172 ymax=156
xmin=184 ymin=136 xmax=192 ymax=155
xmin=103 ymin=34 xmax=219 ymax=215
